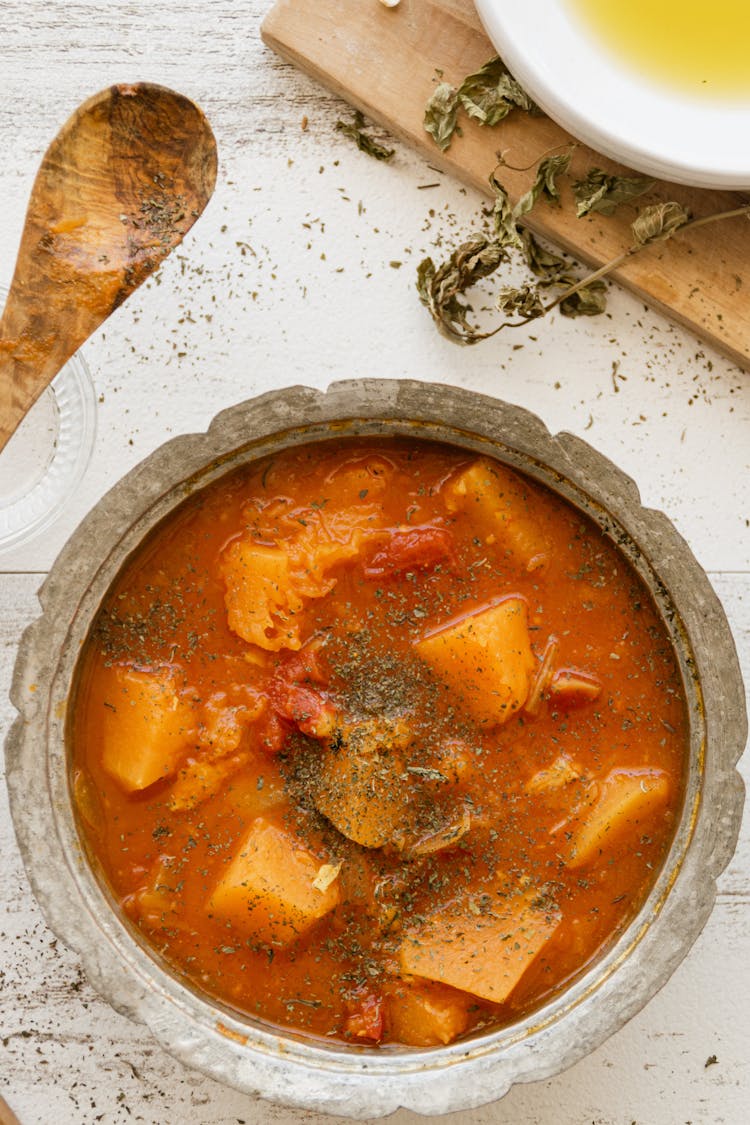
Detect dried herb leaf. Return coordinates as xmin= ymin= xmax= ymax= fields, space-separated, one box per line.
xmin=417 ymin=236 xmax=507 ymax=344
xmin=405 ymin=765 xmax=449 ymax=782
xmin=496 ymin=283 xmax=546 ymax=319
xmin=336 ymin=110 xmax=395 ymax=161
xmin=514 ymin=153 xmax=572 ymax=220
xmin=489 ymin=173 xmax=523 ymax=250
xmin=559 ymin=279 xmax=608 ymax=317
xmin=574 ymin=168 xmax=654 ymax=217
xmin=423 ymin=82 xmax=460 ymax=151
xmin=457 ymin=57 xmax=540 ymax=126
xmin=631 ymin=201 xmax=690 ymax=246
xmin=425 ymin=57 xmax=540 ymax=151
xmin=520 ymin=230 xmax=576 ymax=286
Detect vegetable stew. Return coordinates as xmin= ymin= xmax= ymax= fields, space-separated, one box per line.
xmin=71 ymin=438 xmax=687 ymax=1047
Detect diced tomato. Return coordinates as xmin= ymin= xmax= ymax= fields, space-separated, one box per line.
xmin=274 ymin=642 xmax=327 ymax=686
xmin=269 ymin=679 xmax=336 ymax=738
xmin=265 ymin=642 xmax=335 ymax=739
xmin=343 ymin=991 xmax=385 ymax=1042
xmin=364 ymin=526 xmax=456 ymax=579
xmin=255 ymin=710 xmax=287 ymax=754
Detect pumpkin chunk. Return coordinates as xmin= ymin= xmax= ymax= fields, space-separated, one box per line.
xmin=445 ymin=458 xmax=549 ymax=570
xmin=207 ymin=816 xmax=340 ymax=945
xmin=313 ymin=718 xmax=413 ymax=848
xmin=415 ymin=598 xmax=535 ymax=726
xmin=386 ymin=980 xmax=472 ymax=1046
xmin=398 ymin=884 xmax=561 ymax=1004
xmin=221 ymin=540 xmax=319 ymax=652
xmin=97 ymin=664 xmax=195 ymax=792
xmin=567 ymin=768 xmax=671 ymax=868
xmin=220 ymin=524 xmax=366 ymax=652
xmin=168 ymin=752 xmax=246 ymax=812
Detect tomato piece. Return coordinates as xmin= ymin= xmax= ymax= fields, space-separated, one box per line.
xmin=267 ymin=644 xmax=336 ymax=739
xmin=364 ymin=526 xmax=456 ymax=578
xmin=255 ymin=710 xmax=287 ymax=755
xmin=275 ymin=643 xmax=327 ymax=685
xmin=343 ymin=991 xmax=385 ymax=1042
xmin=269 ymin=680 xmax=336 ymax=738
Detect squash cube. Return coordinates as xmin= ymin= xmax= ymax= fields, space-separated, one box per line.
xmin=567 ymin=768 xmax=671 ymax=868
xmin=315 ymin=746 xmax=411 ymax=849
xmin=97 ymin=664 xmax=195 ymax=792
xmin=386 ymin=980 xmax=471 ymax=1046
xmin=221 ymin=540 xmax=310 ymax=651
xmin=398 ymin=885 xmax=560 ymax=1004
xmin=415 ymin=598 xmax=535 ymax=726
xmin=168 ymin=752 xmax=245 ymax=812
xmin=207 ymin=816 xmax=340 ymax=945
xmin=313 ymin=717 xmax=413 ymax=848
xmin=444 ymin=459 xmax=549 ymax=570
xmin=221 ymin=531 xmax=360 ymax=653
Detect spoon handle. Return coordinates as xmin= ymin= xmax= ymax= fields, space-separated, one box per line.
xmin=0 ymin=1094 xmax=23 ymax=1125
xmin=0 ymin=295 xmax=80 ymax=452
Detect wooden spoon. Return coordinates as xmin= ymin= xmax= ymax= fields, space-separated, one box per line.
xmin=0 ymin=83 xmax=218 ymax=452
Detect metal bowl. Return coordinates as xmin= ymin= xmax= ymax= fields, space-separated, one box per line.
xmin=5 ymin=380 xmax=746 ymax=1117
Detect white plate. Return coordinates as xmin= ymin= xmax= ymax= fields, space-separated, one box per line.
xmin=474 ymin=0 xmax=750 ymax=189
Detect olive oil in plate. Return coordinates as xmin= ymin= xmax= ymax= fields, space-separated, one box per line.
xmin=569 ymin=0 xmax=750 ymax=98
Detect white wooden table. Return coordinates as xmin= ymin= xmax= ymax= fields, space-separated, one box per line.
xmin=1 ymin=4 xmax=748 ymax=1123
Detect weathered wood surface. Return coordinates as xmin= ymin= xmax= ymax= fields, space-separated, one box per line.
xmin=1 ymin=2 xmax=749 ymax=1123
xmin=263 ymin=0 xmax=750 ymax=371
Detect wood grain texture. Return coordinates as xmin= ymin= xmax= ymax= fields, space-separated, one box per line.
xmin=0 ymin=83 xmax=217 ymax=449
xmin=0 ymin=1095 xmax=22 ymax=1125
xmin=262 ymin=0 xmax=750 ymax=369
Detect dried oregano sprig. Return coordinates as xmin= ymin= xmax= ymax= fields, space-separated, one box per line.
xmin=418 ymin=57 xmax=750 ymax=343
xmin=417 ymin=169 xmax=750 ymax=344
xmin=417 ymin=155 xmax=595 ymax=343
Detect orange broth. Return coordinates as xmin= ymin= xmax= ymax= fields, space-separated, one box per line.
xmin=71 ymin=438 xmax=687 ymax=1047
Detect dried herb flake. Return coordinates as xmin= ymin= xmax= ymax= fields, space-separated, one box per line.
xmin=458 ymin=57 xmax=540 ymax=127
xmin=335 ymin=110 xmax=395 ymax=162
xmin=631 ymin=201 xmax=690 ymax=247
xmin=423 ymin=82 xmax=460 ymax=151
xmin=573 ymin=168 xmax=654 ymax=218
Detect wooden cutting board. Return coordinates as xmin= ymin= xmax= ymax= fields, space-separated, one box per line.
xmin=262 ymin=0 xmax=750 ymax=368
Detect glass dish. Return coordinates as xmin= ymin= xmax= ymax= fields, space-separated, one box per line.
xmin=0 ymin=285 xmax=97 ymax=556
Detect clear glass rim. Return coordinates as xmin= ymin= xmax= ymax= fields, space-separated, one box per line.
xmin=0 ymin=283 xmax=97 ymax=556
